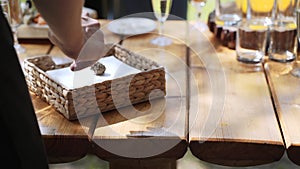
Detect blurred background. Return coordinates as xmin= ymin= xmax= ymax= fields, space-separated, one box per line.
xmin=83 ymin=0 xmax=215 ymax=22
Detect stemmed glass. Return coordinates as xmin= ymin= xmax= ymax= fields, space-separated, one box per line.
xmin=4 ymin=0 xmax=26 ymax=54
xmin=189 ymin=0 xmax=207 ymax=31
xmin=151 ymin=0 xmax=173 ymax=46
xmin=0 ymin=0 xmax=9 ymax=19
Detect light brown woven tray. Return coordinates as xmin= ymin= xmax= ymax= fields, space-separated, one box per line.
xmin=24 ymin=44 xmax=166 ymax=120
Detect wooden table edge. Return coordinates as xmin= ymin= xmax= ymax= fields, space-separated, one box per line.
xmin=264 ymin=63 xmax=300 ymax=166
xmin=189 ymin=138 xmax=285 ymax=167
xmin=42 ymin=135 xmax=90 ymax=164
xmin=287 ymin=144 xmax=300 ymax=166
xmin=90 ymin=138 xmax=188 ymax=160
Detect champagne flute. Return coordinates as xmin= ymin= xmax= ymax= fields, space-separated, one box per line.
xmin=8 ymin=0 xmax=26 ymax=54
xmin=151 ymin=0 xmax=173 ymax=46
xmin=189 ymin=0 xmax=207 ymax=31
xmin=0 ymin=0 xmax=9 ymax=19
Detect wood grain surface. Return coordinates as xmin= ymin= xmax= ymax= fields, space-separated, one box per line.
xmin=18 ymin=44 xmax=51 ymax=67
xmin=19 ymin=20 xmax=293 ymax=167
xmin=92 ymin=21 xmax=189 ymax=161
xmin=265 ymin=61 xmax=300 ymax=166
xmin=188 ymin=28 xmax=285 ymax=166
xmin=22 ymin=44 xmax=95 ymax=163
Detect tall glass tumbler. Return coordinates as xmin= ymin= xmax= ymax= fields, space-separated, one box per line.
xmin=215 ymin=0 xmax=242 ymax=26
xmin=268 ymin=0 xmax=297 ymax=62
xmin=236 ymin=0 xmax=249 ymax=19
xmin=236 ymin=19 xmax=268 ymax=64
xmin=277 ymin=0 xmax=296 ymax=21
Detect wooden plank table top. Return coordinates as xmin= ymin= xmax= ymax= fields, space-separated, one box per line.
xmin=265 ymin=61 xmax=300 ymax=166
xmin=18 ymin=19 xmax=122 ymax=164
xmin=91 ymin=20 xmax=189 ymax=168
xmin=18 ymin=19 xmax=295 ymax=168
xmin=41 ymin=18 xmax=121 ymax=163
xmin=23 ymin=20 xmax=188 ymax=168
xmin=18 ymin=43 xmax=96 ymax=163
xmin=188 ymin=23 xmax=285 ymax=167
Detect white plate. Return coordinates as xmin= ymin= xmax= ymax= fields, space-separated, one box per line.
xmin=107 ymin=17 xmax=156 ymax=36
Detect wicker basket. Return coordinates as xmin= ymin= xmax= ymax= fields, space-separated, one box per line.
xmin=24 ymin=44 xmax=166 ymax=120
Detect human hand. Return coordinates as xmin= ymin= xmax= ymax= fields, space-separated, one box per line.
xmin=70 ymin=16 xmax=106 ymax=71
xmin=48 ymin=15 xmax=106 ymax=71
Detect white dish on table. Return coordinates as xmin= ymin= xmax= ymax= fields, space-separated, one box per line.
xmin=107 ymin=17 xmax=156 ymax=36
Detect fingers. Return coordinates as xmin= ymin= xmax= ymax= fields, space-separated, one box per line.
xmin=49 ymin=15 xmax=105 ymax=71
xmin=81 ymin=16 xmax=101 ymax=42
xmin=81 ymin=15 xmax=100 ymax=28
xmin=71 ymin=30 xmax=106 ymax=71
xmin=70 ymin=60 xmax=99 ymax=71
xmin=84 ymin=26 xmax=100 ymax=39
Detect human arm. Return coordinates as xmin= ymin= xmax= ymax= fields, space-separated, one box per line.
xmin=32 ymin=0 xmax=106 ymax=71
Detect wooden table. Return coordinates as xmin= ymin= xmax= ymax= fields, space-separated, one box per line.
xmin=265 ymin=61 xmax=300 ymax=166
xmin=188 ymin=26 xmax=284 ymax=166
xmin=17 ymin=19 xmax=300 ymax=168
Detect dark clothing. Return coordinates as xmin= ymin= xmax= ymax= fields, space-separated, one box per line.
xmin=0 ymin=7 xmax=49 ymax=169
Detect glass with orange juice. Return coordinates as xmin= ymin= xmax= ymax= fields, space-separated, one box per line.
xmin=248 ymin=0 xmax=276 ymax=25
xmin=236 ymin=0 xmax=248 ymax=18
xmin=277 ymin=0 xmax=296 ymax=20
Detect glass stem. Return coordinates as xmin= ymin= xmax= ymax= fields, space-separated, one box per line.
xmin=197 ymin=12 xmax=201 ymax=23
xmin=159 ymin=21 xmax=164 ymax=37
xmin=11 ymin=26 xmax=19 ymax=45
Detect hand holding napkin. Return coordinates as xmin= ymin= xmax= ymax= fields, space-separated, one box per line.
xmin=34 ymin=0 xmax=106 ymax=71
xmin=48 ymin=15 xmax=106 ymax=71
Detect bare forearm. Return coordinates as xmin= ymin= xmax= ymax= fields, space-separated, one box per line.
xmin=32 ymin=0 xmax=84 ymax=58
xmin=32 ymin=0 xmax=105 ymax=71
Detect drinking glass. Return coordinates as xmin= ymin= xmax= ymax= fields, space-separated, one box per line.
xmin=151 ymin=0 xmax=173 ymax=46
xmin=236 ymin=19 xmax=268 ymax=64
xmin=215 ymin=0 xmax=242 ymax=26
xmin=189 ymin=0 xmax=207 ymax=31
xmin=8 ymin=0 xmax=26 ymax=54
xmin=0 ymin=0 xmax=9 ymax=19
xmin=291 ymin=2 xmax=300 ymax=77
xmin=248 ymin=0 xmax=277 ymax=25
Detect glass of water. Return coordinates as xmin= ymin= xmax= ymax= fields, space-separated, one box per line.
xmin=215 ymin=0 xmax=242 ymax=26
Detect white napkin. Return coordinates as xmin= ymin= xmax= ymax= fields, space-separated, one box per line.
xmin=46 ymin=56 xmax=141 ymax=89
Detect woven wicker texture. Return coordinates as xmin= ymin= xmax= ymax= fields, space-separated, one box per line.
xmin=24 ymin=44 xmax=166 ymax=120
